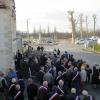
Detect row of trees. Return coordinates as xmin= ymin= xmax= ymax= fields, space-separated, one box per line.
xmin=68 ymin=11 xmax=98 ymax=43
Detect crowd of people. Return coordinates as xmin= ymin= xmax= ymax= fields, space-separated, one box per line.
xmin=0 ymin=47 xmax=100 ymax=100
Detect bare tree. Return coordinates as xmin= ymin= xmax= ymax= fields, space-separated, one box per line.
xmin=53 ymin=27 xmax=57 ymax=42
xmin=68 ymin=11 xmax=76 ymax=43
xmin=92 ymin=14 xmax=97 ymax=51
xmin=86 ymin=16 xmax=89 ymax=37
xmin=80 ymin=14 xmax=83 ymax=39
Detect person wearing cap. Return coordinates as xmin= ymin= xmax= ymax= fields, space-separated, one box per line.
xmin=37 ymin=81 xmax=49 ymax=100
xmin=82 ymin=90 xmax=95 ymax=100
xmin=66 ymin=88 xmax=80 ymax=100
xmin=71 ymin=67 xmax=80 ymax=94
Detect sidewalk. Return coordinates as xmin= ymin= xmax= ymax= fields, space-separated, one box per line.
xmin=82 ymin=47 xmax=100 ymax=54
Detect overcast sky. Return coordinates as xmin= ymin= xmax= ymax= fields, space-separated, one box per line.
xmin=15 ymin=0 xmax=100 ymax=33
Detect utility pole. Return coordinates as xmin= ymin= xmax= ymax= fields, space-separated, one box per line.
xmin=93 ymin=15 xmax=96 ymax=36
xmin=68 ymin=11 xmax=76 ymax=44
xmin=39 ymin=25 xmax=42 ymax=44
xmin=86 ymin=16 xmax=89 ymax=38
xmin=80 ymin=14 xmax=83 ymax=39
xmin=26 ymin=19 xmax=30 ymax=42
xmin=92 ymin=15 xmax=96 ymax=51
xmin=54 ymin=27 xmax=57 ymax=42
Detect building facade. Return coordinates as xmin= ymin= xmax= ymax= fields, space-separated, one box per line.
xmin=0 ymin=0 xmax=16 ymax=72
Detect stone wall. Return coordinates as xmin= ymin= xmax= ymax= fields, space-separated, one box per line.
xmin=0 ymin=0 xmax=16 ymax=72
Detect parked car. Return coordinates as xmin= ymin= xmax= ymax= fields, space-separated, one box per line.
xmin=97 ymin=38 xmax=100 ymax=44
xmin=75 ymin=39 xmax=86 ymax=45
xmin=89 ymin=36 xmax=99 ymax=41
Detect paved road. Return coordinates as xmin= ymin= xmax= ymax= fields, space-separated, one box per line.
xmin=42 ymin=40 xmax=100 ymax=67
xmin=33 ymin=40 xmax=100 ymax=100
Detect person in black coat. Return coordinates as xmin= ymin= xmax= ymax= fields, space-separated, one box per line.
xmin=0 ymin=72 xmax=8 ymax=100
xmin=37 ymin=46 xmax=41 ymax=51
xmin=27 ymin=78 xmax=38 ymax=100
xmin=8 ymin=78 xmax=17 ymax=98
xmin=92 ymin=66 xmax=99 ymax=88
xmin=56 ymin=80 xmax=67 ymax=100
xmin=37 ymin=67 xmax=45 ymax=84
xmin=82 ymin=90 xmax=95 ymax=100
xmin=37 ymin=81 xmax=48 ymax=100
xmin=66 ymin=88 xmax=80 ymax=100
xmin=18 ymin=77 xmax=25 ymax=94
xmin=14 ymin=84 xmax=24 ymax=100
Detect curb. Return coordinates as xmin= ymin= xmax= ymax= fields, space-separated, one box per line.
xmin=82 ymin=49 xmax=100 ymax=55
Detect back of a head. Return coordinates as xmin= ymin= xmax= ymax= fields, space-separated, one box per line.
xmin=11 ymin=78 xmax=17 ymax=83
xmin=71 ymin=88 xmax=76 ymax=94
xmin=82 ymin=90 xmax=88 ymax=97
xmin=74 ymin=67 xmax=78 ymax=71
xmin=27 ymin=78 xmax=33 ymax=85
xmin=41 ymin=67 xmax=44 ymax=71
xmin=58 ymin=71 xmax=62 ymax=76
xmin=16 ymin=84 xmax=20 ymax=90
xmin=0 ymin=71 xmax=4 ymax=76
xmin=43 ymin=81 xmax=48 ymax=88
xmin=58 ymin=80 xmax=64 ymax=86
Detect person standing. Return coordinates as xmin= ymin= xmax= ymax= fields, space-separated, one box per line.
xmin=0 ymin=72 xmax=8 ymax=100
xmin=43 ymin=71 xmax=54 ymax=91
xmin=92 ymin=66 xmax=99 ymax=88
xmin=82 ymin=90 xmax=95 ymax=100
xmin=14 ymin=84 xmax=24 ymax=100
xmin=71 ymin=67 xmax=80 ymax=94
xmin=37 ymin=81 xmax=49 ymax=100
xmin=56 ymin=80 xmax=67 ymax=100
xmin=80 ymin=66 xmax=87 ymax=91
xmin=27 ymin=78 xmax=38 ymax=100
xmin=66 ymin=88 xmax=80 ymax=100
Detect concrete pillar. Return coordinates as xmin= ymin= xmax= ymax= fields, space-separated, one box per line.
xmin=0 ymin=0 xmax=16 ymax=72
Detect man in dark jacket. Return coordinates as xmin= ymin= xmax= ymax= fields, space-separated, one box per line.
xmin=66 ymin=88 xmax=80 ymax=100
xmin=37 ymin=81 xmax=48 ymax=100
xmin=27 ymin=78 xmax=38 ymax=100
xmin=0 ymin=72 xmax=8 ymax=100
xmin=14 ymin=84 xmax=24 ymax=100
xmin=56 ymin=80 xmax=67 ymax=100
xmin=82 ymin=90 xmax=95 ymax=100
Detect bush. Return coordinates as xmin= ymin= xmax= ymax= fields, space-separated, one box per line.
xmin=94 ymin=44 xmax=100 ymax=52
